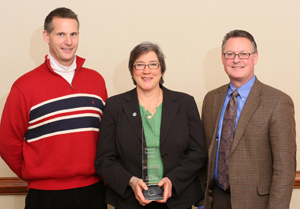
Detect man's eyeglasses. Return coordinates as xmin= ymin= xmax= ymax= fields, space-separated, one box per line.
xmin=133 ymin=63 xmax=160 ymax=70
xmin=223 ymin=52 xmax=256 ymax=59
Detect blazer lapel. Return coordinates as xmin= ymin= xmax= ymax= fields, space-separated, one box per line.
xmin=207 ymin=85 xmax=228 ymax=179
xmin=160 ymin=87 xmax=180 ymax=145
xmin=212 ymin=86 xmax=229 ymax=140
xmin=231 ymin=78 xmax=262 ymax=153
xmin=122 ymin=88 xmax=143 ymax=141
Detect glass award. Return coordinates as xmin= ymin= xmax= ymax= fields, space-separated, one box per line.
xmin=141 ymin=111 xmax=164 ymax=201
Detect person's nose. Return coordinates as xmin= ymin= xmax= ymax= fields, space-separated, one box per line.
xmin=143 ymin=65 xmax=151 ymax=73
xmin=233 ymin=54 xmax=241 ymax=63
xmin=64 ymin=35 xmax=72 ymax=45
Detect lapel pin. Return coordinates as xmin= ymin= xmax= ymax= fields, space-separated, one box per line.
xmin=133 ymin=112 xmax=137 ymax=117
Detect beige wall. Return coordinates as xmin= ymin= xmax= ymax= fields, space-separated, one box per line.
xmin=0 ymin=0 xmax=299 ymax=208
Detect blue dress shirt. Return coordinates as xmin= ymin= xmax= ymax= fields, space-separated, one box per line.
xmin=213 ymin=75 xmax=256 ymax=190
xmin=199 ymin=75 xmax=256 ymax=209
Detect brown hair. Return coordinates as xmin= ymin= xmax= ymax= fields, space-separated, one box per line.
xmin=44 ymin=7 xmax=79 ymax=33
xmin=128 ymin=41 xmax=166 ymax=85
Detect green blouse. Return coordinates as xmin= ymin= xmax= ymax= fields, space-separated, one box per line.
xmin=139 ymin=103 xmax=163 ymax=185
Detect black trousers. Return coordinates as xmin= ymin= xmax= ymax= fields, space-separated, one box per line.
xmin=212 ymin=184 xmax=231 ymax=209
xmin=25 ymin=180 xmax=107 ymax=209
xmin=116 ymin=203 xmax=191 ymax=209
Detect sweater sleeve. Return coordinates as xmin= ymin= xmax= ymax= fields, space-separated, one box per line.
xmin=0 ymin=85 xmax=29 ymax=179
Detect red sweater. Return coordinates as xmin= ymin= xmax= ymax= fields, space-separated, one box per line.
xmin=0 ymin=56 xmax=107 ymax=190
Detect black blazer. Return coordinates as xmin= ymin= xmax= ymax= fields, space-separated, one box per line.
xmin=95 ymin=86 xmax=206 ymax=209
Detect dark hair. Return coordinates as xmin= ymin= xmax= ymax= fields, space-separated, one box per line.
xmin=128 ymin=41 xmax=166 ymax=85
xmin=44 ymin=7 xmax=79 ymax=33
xmin=222 ymin=29 xmax=257 ymax=52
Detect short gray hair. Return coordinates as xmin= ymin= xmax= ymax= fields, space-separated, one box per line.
xmin=222 ymin=30 xmax=257 ymax=52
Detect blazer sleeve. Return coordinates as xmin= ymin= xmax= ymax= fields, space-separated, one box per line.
xmin=95 ymin=98 xmax=133 ymax=198
xmin=166 ymin=96 xmax=207 ymax=197
xmin=268 ymin=93 xmax=296 ymax=208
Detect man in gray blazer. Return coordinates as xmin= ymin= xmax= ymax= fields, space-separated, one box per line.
xmin=199 ymin=30 xmax=296 ymax=209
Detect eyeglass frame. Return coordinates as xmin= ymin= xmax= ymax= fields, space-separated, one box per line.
xmin=223 ymin=52 xmax=256 ymax=59
xmin=133 ymin=63 xmax=160 ymax=70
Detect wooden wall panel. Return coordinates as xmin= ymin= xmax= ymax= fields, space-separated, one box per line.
xmin=1 ymin=171 xmax=300 ymax=194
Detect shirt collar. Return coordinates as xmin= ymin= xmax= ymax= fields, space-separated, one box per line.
xmin=47 ymin=52 xmax=77 ymax=73
xmin=228 ymin=75 xmax=256 ymax=101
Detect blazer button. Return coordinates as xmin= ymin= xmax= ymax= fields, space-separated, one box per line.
xmin=162 ymin=153 xmax=167 ymax=159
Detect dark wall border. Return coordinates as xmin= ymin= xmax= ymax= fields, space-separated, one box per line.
xmin=0 ymin=177 xmax=27 ymax=195
xmin=294 ymin=170 xmax=300 ymax=188
xmin=0 ymin=171 xmax=300 ymax=194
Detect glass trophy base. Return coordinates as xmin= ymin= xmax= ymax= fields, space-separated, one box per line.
xmin=143 ymin=185 xmax=164 ymax=200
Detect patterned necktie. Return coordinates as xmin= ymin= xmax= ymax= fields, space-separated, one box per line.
xmin=218 ymin=89 xmax=238 ymax=191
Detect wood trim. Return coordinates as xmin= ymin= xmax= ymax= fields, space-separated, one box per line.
xmin=0 ymin=171 xmax=300 ymax=194
xmin=294 ymin=170 xmax=300 ymax=188
xmin=0 ymin=177 xmax=27 ymax=195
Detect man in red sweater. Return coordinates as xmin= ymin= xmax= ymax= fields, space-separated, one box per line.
xmin=0 ymin=7 xmax=107 ymax=209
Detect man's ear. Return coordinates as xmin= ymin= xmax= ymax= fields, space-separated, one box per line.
xmin=253 ymin=51 xmax=258 ymax=65
xmin=43 ymin=30 xmax=50 ymax=43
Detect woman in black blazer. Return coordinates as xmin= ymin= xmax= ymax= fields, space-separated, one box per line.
xmin=95 ymin=41 xmax=206 ymax=209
